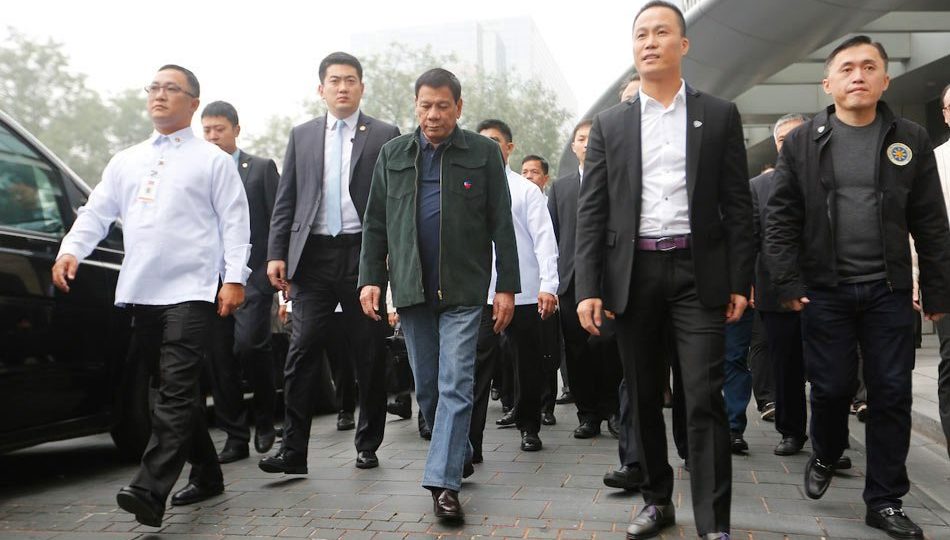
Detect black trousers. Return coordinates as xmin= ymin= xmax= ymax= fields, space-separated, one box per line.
xmin=129 ymin=302 xmax=221 ymax=502
xmin=802 ymin=280 xmax=915 ymax=510
xmin=206 ymin=287 xmax=276 ymax=445
xmin=560 ymin=282 xmax=621 ymax=424
xmin=325 ymin=313 xmax=357 ymax=413
xmin=539 ymin=314 xmax=560 ymax=414
xmin=749 ymin=311 xmax=774 ymax=409
xmin=615 ymin=250 xmax=730 ymax=535
xmin=760 ymin=311 xmax=806 ymax=440
xmin=283 ymin=234 xmax=388 ymax=457
xmin=472 ymin=306 xmax=501 ymax=457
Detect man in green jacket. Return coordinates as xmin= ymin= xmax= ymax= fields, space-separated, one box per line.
xmin=359 ymin=68 xmax=520 ymax=522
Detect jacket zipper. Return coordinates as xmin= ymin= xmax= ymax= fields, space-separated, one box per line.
xmin=876 ymin=121 xmax=897 ymax=292
xmin=413 ymin=143 xmax=424 ymax=298
xmin=437 ymin=146 xmax=447 ymax=301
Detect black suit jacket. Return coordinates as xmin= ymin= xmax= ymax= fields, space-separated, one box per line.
xmin=547 ymin=169 xmax=581 ymax=297
xmin=749 ymin=170 xmax=782 ymax=312
xmin=239 ymin=150 xmax=280 ymax=294
xmin=268 ymin=112 xmax=400 ymax=279
xmin=575 ymin=85 xmax=754 ymax=312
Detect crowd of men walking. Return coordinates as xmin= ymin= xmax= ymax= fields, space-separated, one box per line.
xmin=48 ymin=1 xmax=950 ymax=539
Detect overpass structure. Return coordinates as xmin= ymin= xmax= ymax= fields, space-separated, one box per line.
xmin=561 ymin=0 xmax=950 ymax=176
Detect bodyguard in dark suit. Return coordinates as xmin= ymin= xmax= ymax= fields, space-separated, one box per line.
xmin=261 ymin=52 xmax=400 ymax=473
xmin=548 ymin=121 xmax=621 ymax=439
xmin=575 ymin=3 xmax=753 ymax=538
xmin=200 ymin=102 xmax=279 ymax=464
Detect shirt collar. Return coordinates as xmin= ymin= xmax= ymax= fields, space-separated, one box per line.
xmin=231 ymin=148 xmax=242 ymax=166
xmin=639 ymin=79 xmax=687 ymax=114
xmin=418 ymin=127 xmax=456 ymax=151
xmin=150 ymin=126 xmax=194 ymax=147
xmin=327 ymin=109 xmax=360 ymax=131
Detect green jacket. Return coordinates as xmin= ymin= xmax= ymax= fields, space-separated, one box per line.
xmin=358 ymin=127 xmax=520 ymax=309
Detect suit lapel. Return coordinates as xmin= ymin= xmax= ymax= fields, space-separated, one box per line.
xmin=313 ymin=115 xmax=327 ymax=186
xmin=685 ymin=87 xmax=704 ymax=205
xmin=238 ymin=151 xmax=251 ymax=185
xmin=624 ymin=99 xmax=643 ymax=227
xmin=350 ymin=112 xmax=370 ymax=180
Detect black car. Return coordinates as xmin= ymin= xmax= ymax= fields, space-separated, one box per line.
xmin=0 ymin=109 xmax=151 ymax=460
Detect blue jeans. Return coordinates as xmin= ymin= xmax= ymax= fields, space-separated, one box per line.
xmin=723 ymin=308 xmax=754 ymax=434
xmin=398 ymin=303 xmax=481 ymax=491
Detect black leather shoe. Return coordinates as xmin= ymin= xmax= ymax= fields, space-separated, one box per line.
xmin=555 ymin=390 xmax=575 ymax=404
xmin=804 ymin=454 xmax=834 ymax=499
xmin=116 ymin=485 xmax=164 ymax=527
xmin=355 ymin=450 xmax=379 ymax=469
xmin=418 ymin=412 xmax=432 ymax=440
xmin=730 ymin=432 xmax=748 ymax=454
xmin=625 ymin=503 xmax=675 ymax=539
xmin=337 ymin=411 xmax=355 ymax=431
xmin=542 ymin=411 xmax=556 ymax=425
xmin=170 ymin=482 xmax=224 ymax=506
xmin=387 ymin=397 xmax=412 ymax=419
xmin=521 ymin=432 xmax=542 ymax=452
xmin=573 ymin=420 xmax=601 ymax=439
xmin=217 ymin=441 xmax=249 ymax=464
xmin=432 ymin=488 xmax=463 ymax=521
xmin=835 ymin=455 xmax=852 ymax=470
xmin=258 ymin=451 xmax=308 ymax=474
xmin=463 ymin=460 xmax=475 ymax=479
xmin=774 ymin=436 xmax=806 ymax=456
xmin=607 ymin=414 xmax=621 ymax=438
xmin=255 ymin=427 xmax=276 ymax=454
xmin=603 ymin=464 xmax=642 ymax=490
xmin=701 ymin=534 xmax=730 ymax=539
xmin=866 ymin=506 xmax=923 ymax=539
xmin=495 ymin=409 xmax=517 ymax=427
xmin=490 ymin=387 xmax=501 ymax=401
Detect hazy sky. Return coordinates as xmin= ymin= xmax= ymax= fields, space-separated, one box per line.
xmin=4 ymin=0 xmax=646 ymax=140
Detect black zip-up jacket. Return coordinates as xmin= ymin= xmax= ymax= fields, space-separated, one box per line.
xmin=764 ymin=101 xmax=950 ymax=313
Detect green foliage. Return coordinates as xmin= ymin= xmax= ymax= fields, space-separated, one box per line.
xmin=0 ymin=28 xmax=151 ymax=185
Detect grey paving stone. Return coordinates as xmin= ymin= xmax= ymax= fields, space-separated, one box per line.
xmin=279 ymin=525 xmax=318 ymax=537
xmin=369 ymin=532 xmax=408 ymax=540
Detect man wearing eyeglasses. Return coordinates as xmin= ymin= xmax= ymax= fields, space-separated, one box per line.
xmin=51 ymin=65 xmax=251 ymax=527
xmin=262 ymin=52 xmax=400 ymax=474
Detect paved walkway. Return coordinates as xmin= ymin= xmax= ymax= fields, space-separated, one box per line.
xmin=1 ymin=338 xmax=949 ymax=539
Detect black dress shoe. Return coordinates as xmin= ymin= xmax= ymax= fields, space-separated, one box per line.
xmin=463 ymin=460 xmax=475 ymax=478
xmin=217 ymin=442 xmax=250 ymax=464
xmin=730 ymin=432 xmax=748 ymax=454
xmin=607 ymin=414 xmax=621 ymax=438
xmin=418 ymin=412 xmax=432 ymax=440
xmin=170 ymin=482 xmax=224 ymax=506
xmin=116 ymin=485 xmax=164 ymax=527
xmin=603 ymin=464 xmax=643 ymax=490
xmin=387 ymin=397 xmax=412 ymax=419
xmin=258 ymin=451 xmax=308 ymax=474
xmin=555 ymin=390 xmax=575 ymax=404
xmin=542 ymin=411 xmax=556 ymax=425
xmin=490 ymin=387 xmax=501 ymax=401
xmin=255 ymin=427 xmax=276 ymax=454
xmin=355 ymin=450 xmax=379 ymax=469
xmin=337 ymin=411 xmax=356 ymax=431
xmin=835 ymin=455 xmax=852 ymax=470
xmin=866 ymin=506 xmax=923 ymax=539
xmin=431 ymin=488 xmax=463 ymax=521
xmin=804 ymin=454 xmax=834 ymax=499
xmin=626 ymin=503 xmax=675 ymax=539
xmin=774 ymin=436 xmax=806 ymax=456
xmin=573 ymin=420 xmax=601 ymax=439
xmin=521 ymin=432 xmax=542 ymax=452
xmin=495 ymin=409 xmax=517 ymax=427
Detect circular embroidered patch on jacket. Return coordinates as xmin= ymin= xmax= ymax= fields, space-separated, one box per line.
xmin=887 ymin=143 xmax=912 ymax=166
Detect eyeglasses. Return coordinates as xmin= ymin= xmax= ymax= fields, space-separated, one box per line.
xmin=144 ymin=83 xmax=196 ymax=98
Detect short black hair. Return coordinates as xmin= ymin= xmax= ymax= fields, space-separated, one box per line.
xmin=319 ymin=52 xmax=363 ymax=83
xmin=825 ymin=35 xmax=889 ymax=73
xmin=158 ymin=64 xmax=200 ymax=97
xmin=415 ymin=68 xmax=462 ymax=102
xmin=617 ymin=72 xmax=641 ymax=100
xmin=201 ymin=101 xmax=240 ymax=126
xmin=634 ymin=1 xmax=686 ymax=37
xmin=521 ymin=154 xmax=549 ymax=175
xmin=476 ymin=119 xmax=513 ymax=143
xmin=572 ymin=119 xmax=593 ymax=141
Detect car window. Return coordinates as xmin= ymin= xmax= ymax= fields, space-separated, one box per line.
xmin=0 ymin=122 xmax=66 ymax=236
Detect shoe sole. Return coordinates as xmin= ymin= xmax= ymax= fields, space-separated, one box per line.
xmin=774 ymin=447 xmax=803 ymax=456
xmin=626 ymin=519 xmax=674 ymax=539
xmin=603 ymin=478 xmax=639 ymax=490
xmin=521 ymin=444 xmax=543 ymax=452
xmin=170 ymin=488 xmax=224 ymax=507
xmin=355 ymin=461 xmax=379 ymax=469
xmin=573 ymin=431 xmax=599 ymax=439
xmin=435 ymin=510 xmax=465 ymax=522
xmin=116 ymin=491 xmax=162 ymax=527
xmin=258 ymin=462 xmax=308 ymax=474
xmin=217 ymin=453 xmax=250 ymax=464
xmin=865 ymin=516 xmax=924 ymax=539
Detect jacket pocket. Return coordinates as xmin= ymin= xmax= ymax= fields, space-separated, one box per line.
xmin=605 ymin=229 xmax=617 ymax=247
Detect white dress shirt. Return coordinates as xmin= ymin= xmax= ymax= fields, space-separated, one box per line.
xmin=58 ymin=127 xmax=251 ymax=306
xmin=314 ymin=110 xmax=362 ymax=235
xmin=488 ymin=167 xmax=559 ymax=305
xmin=936 ymin=139 xmax=950 ymax=219
xmin=638 ymin=81 xmax=690 ymax=237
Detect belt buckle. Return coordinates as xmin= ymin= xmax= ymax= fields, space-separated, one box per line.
xmin=655 ymin=236 xmax=677 ymax=251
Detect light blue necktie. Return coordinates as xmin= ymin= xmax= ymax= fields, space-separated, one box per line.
xmin=326 ymin=119 xmax=344 ymax=236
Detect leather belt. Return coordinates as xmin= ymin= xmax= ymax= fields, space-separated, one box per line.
xmin=635 ymin=235 xmax=691 ymax=251
xmin=311 ymin=232 xmax=362 ymax=247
